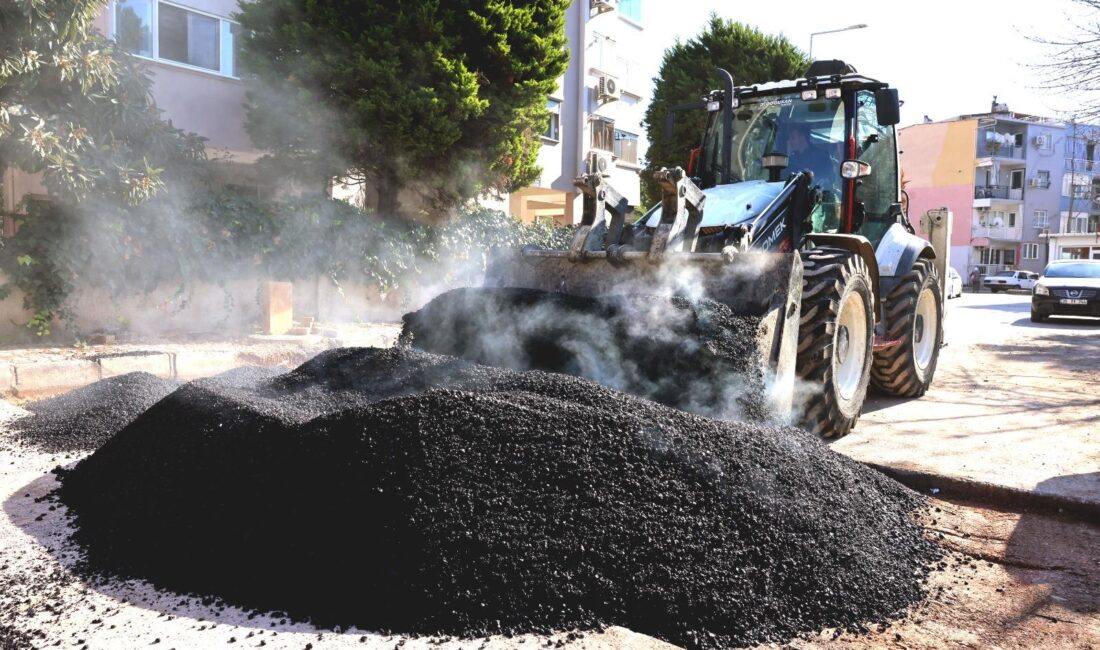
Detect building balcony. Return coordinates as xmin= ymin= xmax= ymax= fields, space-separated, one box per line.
xmin=973 ymin=185 xmax=1024 ymax=207
xmin=972 ymin=224 xmax=1023 ymax=241
xmin=976 ymin=143 xmax=1025 ymax=160
xmin=1064 ymin=158 xmax=1099 ymax=172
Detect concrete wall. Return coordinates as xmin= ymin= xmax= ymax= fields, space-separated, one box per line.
xmin=0 ymin=274 xmax=409 ymax=341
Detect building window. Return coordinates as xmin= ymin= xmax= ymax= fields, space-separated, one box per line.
xmin=1064 ymin=213 xmax=1089 ymax=233
xmin=1004 ymin=249 xmax=1016 ymax=266
xmin=544 ymin=99 xmax=561 ymax=142
xmin=1063 ymin=172 xmax=1092 ymax=199
xmin=1023 ymin=243 xmax=1039 ymax=259
xmin=591 ymin=116 xmax=614 ymax=151
xmin=618 ymin=0 xmax=641 ymax=22
xmin=116 ymin=0 xmax=153 ymax=56
xmin=1007 ymin=211 xmax=1017 ymax=227
xmin=113 ymin=0 xmax=239 ymax=77
xmin=613 ymin=129 xmax=638 ymax=164
xmin=1038 ymin=170 xmax=1050 ymax=187
xmin=1035 ymin=209 xmax=1049 ymax=229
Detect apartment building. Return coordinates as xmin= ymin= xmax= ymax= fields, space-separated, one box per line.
xmin=104 ymin=0 xmax=260 ymax=178
xmin=1 ymin=0 xmax=263 ymax=216
xmin=500 ymin=0 xmax=650 ymax=225
xmin=900 ymin=102 xmax=1066 ymax=277
xmin=1045 ymin=123 xmax=1100 ymax=261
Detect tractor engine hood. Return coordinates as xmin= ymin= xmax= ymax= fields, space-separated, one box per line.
xmin=643 ymin=180 xmax=784 ymax=230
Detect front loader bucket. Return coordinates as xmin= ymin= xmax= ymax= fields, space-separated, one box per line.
xmin=404 ymin=249 xmax=803 ymax=422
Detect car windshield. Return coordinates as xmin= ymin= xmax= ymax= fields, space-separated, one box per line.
xmin=1044 ymin=262 xmax=1100 ymax=278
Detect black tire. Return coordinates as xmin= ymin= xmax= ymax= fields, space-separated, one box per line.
xmin=1030 ymin=309 xmax=1046 ymax=323
xmin=796 ymin=247 xmax=875 ymax=439
xmin=871 ymin=259 xmax=943 ymax=398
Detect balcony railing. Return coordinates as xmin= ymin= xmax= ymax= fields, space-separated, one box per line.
xmin=974 ymin=185 xmax=1023 ymax=200
xmin=972 ymin=224 xmax=1023 ymax=240
xmin=1064 ymin=158 xmax=1099 ymax=172
xmin=978 ymin=143 xmax=1024 ymax=159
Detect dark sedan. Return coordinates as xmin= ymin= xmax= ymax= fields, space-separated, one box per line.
xmin=1031 ymin=260 xmax=1100 ymax=322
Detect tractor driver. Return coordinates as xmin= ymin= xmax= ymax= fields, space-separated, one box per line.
xmin=785 ymin=123 xmax=840 ymax=189
xmin=784 ymin=122 xmax=843 ymax=231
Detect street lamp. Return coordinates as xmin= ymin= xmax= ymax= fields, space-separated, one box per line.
xmin=808 ymin=24 xmax=868 ymax=59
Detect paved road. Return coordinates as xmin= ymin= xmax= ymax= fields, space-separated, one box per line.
xmin=833 ymin=292 xmax=1100 ymax=508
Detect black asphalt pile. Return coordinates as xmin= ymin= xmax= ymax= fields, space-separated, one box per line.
xmin=402 ymin=287 xmax=771 ymax=421
xmin=0 ymin=625 xmax=33 ymax=650
xmin=57 ymin=347 xmax=938 ymax=649
xmin=12 ymin=372 xmax=179 ymax=453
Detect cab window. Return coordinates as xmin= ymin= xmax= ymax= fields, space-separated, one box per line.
xmin=854 ymin=90 xmax=900 ymax=244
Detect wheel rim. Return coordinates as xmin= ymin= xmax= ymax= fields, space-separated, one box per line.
xmin=835 ymin=290 xmax=868 ymax=401
xmin=914 ymin=286 xmax=937 ymax=372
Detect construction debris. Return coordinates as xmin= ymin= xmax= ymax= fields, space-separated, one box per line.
xmin=57 ymin=347 xmax=939 ymax=649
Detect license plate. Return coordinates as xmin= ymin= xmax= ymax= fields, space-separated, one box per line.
xmin=1060 ymin=298 xmax=1088 ymax=305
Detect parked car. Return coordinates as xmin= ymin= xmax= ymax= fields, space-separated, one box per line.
xmin=1031 ymin=259 xmax=1100 ymax=322
xmin=946 ymin=267 xmax=963 ymax=298
xmin=983 ymin=270 xmax=1039 ymax=293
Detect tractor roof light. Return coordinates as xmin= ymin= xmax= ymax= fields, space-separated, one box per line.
xmin=801 ymin=88 xmax=819 ymax=101
xmin=824 ymin=87 xmax=842 ymax=99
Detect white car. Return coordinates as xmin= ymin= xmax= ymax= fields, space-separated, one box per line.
xmin=983 ymin=270 xmax=1039 ymax=293
xmin=945 ymin=267 xmax=963 ymax=298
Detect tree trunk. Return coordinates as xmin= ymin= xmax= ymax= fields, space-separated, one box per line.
xmin=374 ymin=168 xmax=402 ymax=217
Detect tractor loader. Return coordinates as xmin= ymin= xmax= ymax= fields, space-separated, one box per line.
xmin=483 ymin=61 xmax=943 ymax=439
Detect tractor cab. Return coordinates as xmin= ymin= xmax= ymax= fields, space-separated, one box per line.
xmin=650 ymin=60 xmax=904 ymax=249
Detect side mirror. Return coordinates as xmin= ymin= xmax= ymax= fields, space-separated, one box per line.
xmin=875 ymin=88 xmax=901 ymax=126
xmin=841 ymin=159 xmax=872 ymax=179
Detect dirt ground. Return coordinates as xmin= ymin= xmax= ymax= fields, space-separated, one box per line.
xmin=834 ymin=292 xmax=1100 ymax=508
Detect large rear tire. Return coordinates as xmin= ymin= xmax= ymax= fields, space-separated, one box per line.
xmin=796 ymin=247 xmax=875 ymax=439
xmin=871 ymin=258 xmax=943 ymax=397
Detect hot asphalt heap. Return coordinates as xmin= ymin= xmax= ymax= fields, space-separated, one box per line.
xmin=12 ymin=372 xmax=179 ymax=453
xmin=56 ymin=346 xmax=939 ymax=649
xmin=402 ymin=287 xmax=772 ymax=421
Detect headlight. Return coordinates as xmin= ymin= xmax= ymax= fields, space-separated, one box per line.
xmin=1034 ymin=284 xmax=1049 ymax=296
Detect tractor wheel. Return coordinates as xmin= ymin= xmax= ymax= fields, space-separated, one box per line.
xmin=796 ymin=247 xmax=875 ymax=439
xmin=871 ymin=258 xmax=943 ymax=397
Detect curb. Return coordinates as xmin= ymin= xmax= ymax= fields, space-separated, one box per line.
xmin=7 ymin=350 xmax=239 ymax=397
xmin=865 ymin=462 xmax=1100 ymax=522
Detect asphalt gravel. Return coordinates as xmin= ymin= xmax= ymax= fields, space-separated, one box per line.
xmin=402 ymin=287 xmax=772 ymax=421
xmin=0 ymin=625 xmax=32 ymax=650
xmin=12 ymin=372 xmax=179 ymax=453
xmin=57 ymin=347 xmax=939 ymax=648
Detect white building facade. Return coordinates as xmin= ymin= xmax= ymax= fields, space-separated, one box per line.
xmin=503 ymin=0 xmax=651 ymax=225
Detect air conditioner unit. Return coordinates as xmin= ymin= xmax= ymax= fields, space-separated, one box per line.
xmin=597 ymin=76 xmax=620 ymax=104
xmin=590 ymin=0 xmax=618 ymax=13
xmin=586 ymin=150 xmax=613 ymax=176
xmin=1027 ymin=177 xmax=1043 ymax=188
xmin=1033 ymin=134 xmax=1049 ymax=148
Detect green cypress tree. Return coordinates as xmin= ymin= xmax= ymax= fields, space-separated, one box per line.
xmin=235 ymin=0 xmax=571 ymax=219
xmin=641 ymin=15 xmax=808 ymax=206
